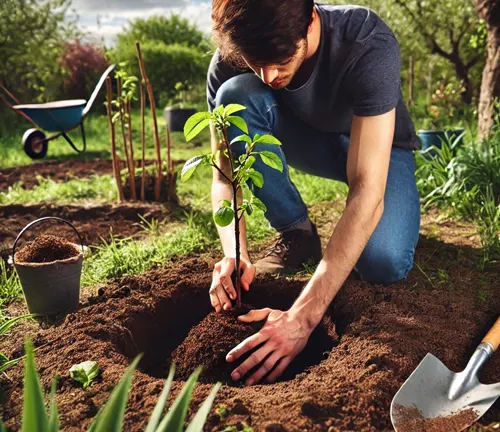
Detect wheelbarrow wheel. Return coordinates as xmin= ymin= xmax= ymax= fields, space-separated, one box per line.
xmin=22 ymin=129 xmax=48 ymax=159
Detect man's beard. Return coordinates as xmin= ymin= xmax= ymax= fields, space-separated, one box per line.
xmin=270 ymin=40 xmax=309 ymax=90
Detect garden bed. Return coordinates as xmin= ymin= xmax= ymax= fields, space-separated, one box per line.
xmin=0 ymin=236 xmax=498 ymax=431
xmin=0 ymin=202 xmax=170 ymax=246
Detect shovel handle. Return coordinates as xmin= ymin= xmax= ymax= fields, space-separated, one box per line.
xmin=482 ymin=316 xmax=500 ymax=352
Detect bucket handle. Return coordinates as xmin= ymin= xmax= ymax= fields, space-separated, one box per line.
xmin=12 ymin=217 xmax=84 ymax=265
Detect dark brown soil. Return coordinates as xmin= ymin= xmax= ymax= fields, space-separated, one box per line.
xmin=0 ymin=159 xmax=115 ymax=192
xmin=123 ymin=171 xmax=178 ymax=203
xmin=15 ymin=234 xmax=80 ymax=263
xmin=0 ymin=202 xmax=171 ymax=248
xmin=392 ymin=405 xmax=479 ymax=432
xmin=0 ymin=235 xmax=499 ymax=431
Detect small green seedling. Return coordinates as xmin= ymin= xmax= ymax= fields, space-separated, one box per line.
xmin=182 ymin=104 xmax=283 ymax=305
xmin=216 ymin=404 xmax=229 ymax=419
xmin=69 ymin=361 xmax=99 ymax=390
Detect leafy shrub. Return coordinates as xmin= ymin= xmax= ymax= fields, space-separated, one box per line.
xmin=110 ymin=42 xmax=210 ymax=108
xmin=59 ymin=40 xmax=109 ymax=103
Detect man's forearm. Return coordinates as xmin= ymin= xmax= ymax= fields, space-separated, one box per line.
xmin=211 ymin=180 xmax=250 ymax=260
xmin=289 ymin=187 xmax=384 ymax=329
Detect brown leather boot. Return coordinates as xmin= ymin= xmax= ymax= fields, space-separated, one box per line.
xmin=255 ymin=223 xmax=322 ymax=275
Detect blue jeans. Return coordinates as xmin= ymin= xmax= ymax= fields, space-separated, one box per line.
xmin=216 ymin=74 xmax=420 ymax=285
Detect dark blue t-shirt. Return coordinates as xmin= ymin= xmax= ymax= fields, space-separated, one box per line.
xmin=207 ymin=4 xmax=419 ymax=150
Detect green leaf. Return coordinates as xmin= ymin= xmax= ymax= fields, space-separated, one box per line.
xmin=253 ymin=197 xmax=267 ymax=213
xmin=145 ymin=365 xmax=175 ymax=432
xmin=223 ymin=104 xmax=246 ymax=116
xmin=230 ymin=135 xmax=252 ymax=146
xmin=89 ymin=355 xmax=141 ymax=432
xmin=185 ymin=382 xmax=222 ymax=432
xmin=48 ymin=377 xmax=59 ymax=432
xmin=0 ymin=356 xmax=24 ymax=374
xmin=220 ymin=199 xmax=231 ymax=208
xmin=156 ymin=367 xmax=202 ymax=432
xmin=22 ymin=339 xmax=49 ymax=432
xmin=259 ymin=151 xmax=283 ymax=172
xmin=69 ymin=361 xmax=99 ymax=390
xmin=246 ymin=203 xmax=254 ymax=216
xmin=183 ymin=112 xmax=211 ymax=141
xmin=248 ymin=169 xmax=264 ymax=188
xmin=243 ymin=155 xmax=256 ymax=170
xmin=254 ymin=134 xmax=282 ymax=145
xmin=181 ymin=155 xmax=208 ymax=182
xmin=214 ymin=206 xmax=235 ymax=227
xmin=0 ymin=314 xmax=32 ymax=337
xmin=227 ymin=116 xmax=249 ymax=134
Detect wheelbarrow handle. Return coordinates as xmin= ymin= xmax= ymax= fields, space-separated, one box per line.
xmin=12 ymin=217 xmax=84 ymax=265
xmin=82 ymin=64 xmax=117 ymax=119
xmin=482 ymin=316 xmax=500 ymax=353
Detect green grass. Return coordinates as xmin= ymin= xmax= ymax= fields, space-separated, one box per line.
xmin=0 ymin=175 xmax=117 ymax=204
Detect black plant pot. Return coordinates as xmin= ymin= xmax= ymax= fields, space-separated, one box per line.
xmin=164 ymin=107 xmax=197 ymax=133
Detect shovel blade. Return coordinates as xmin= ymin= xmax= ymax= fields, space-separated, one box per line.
xmin=391 ymin=353 xmax=500 ymax=431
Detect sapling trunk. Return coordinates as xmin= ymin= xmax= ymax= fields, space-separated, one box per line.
xmin=126 ymin=99 xmax=136 ymax=183
xmin=140 ymin=82 xmax=146 ymax=201
xmin=222 ymin=128 xmax=242 ymax=306
xmin=105 ymin=76 xmax=124 ymax=202
xmin=136 ymin=42 xmax=162 ymax=202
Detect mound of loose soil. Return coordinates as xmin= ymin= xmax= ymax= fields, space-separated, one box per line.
xmin=0 ymin=244 xmax=498 ymax=431
xmin=392 ymin=405 xmax=479 ymax=432
xmin=15 ymin=235 xmax=80 ymax=263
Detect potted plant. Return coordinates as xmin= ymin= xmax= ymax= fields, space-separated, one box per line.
xmin=417 ymin=81 xmax=466 ymax=154
xmin=164 ymin=81 xmax=197 ymax=133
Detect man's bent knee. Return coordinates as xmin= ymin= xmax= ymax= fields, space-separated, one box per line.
xmin=356 ymin=247 xmax=414 ymax=286
xmin=215 ymin=74 xmax=271 ymax=108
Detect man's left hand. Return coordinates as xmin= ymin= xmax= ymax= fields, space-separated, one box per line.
xmin=226 ymin=308 xmax=313 ymax=386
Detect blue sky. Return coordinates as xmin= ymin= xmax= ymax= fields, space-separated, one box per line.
xmin=68 ymin=0 xmax=212 ymax=45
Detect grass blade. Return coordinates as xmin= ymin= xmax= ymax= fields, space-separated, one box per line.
xmin=0 ymin=418 xmax=6 ymax=432
xmin=22 ymin=340 xmax=48 ymax=432
xmin=48 ymin=376 xmax=59 ymax=432
xmin=89 ymin=355 xmax=141 ymax=432
xmin=145 ymin=364 xmax=175 ymax=432
xmin=0 ymin=315 xmax=32 ymax=337
xmin=185 ymin=382 xmax=222 ymax=432
xmin=156 ymin=367 xmax=202 ymax=432
xmin=0 ymin=355 xmax=24 ymax=374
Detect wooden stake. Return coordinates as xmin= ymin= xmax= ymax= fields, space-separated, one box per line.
xmin=140 ymin=81 xmax=146 ymax=201
xmin=126 ymin=98 xmax=136 ymax=199
xmin=136 ymin=42 xmax=162 ymax=202
xmin=118 ymin=77 xmax=136 ymax=201
xmin=105 ymin=77 xmax=124 ymax=202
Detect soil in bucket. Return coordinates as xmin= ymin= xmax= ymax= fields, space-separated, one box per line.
xmin=15 ymin=234 xmax=80 ymax=263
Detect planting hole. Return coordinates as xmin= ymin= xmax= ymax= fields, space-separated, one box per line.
xmin=111 ymin=279 xmax=338 ymax=384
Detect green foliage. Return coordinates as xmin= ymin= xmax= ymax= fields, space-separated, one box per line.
xmin=69 ymin=361 xmax=99 ymax=390
xmin=0 ymin=176 xmax=117 ymax=205
xmin=0 ymin=260 xmax=22 ymax=306
xmin=13 ymin=340 xmax=221 ymax=432
xmin=116 ymin=15 xmax=209 ymax=51
xmin=416 ymin=113 xmax=500 ymax=264
xmin=0 ymin=0 xmax=78 ymax=133
xmin=111 ymin=14 xmax=211 ymax=108
xmin=181 ymin=104 xmax=283 ymax=229
xmin=0 ymin=314 xmax=32 ymax=374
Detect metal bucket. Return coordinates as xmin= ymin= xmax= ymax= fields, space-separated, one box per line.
xmin=12 ymin=217 xmax=84 ymax=316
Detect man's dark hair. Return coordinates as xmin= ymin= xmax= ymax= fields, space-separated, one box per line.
xmin=212 ymin=0 xmax=314 ymax=70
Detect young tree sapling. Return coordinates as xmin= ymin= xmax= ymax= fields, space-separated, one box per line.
xmin=181 ymin=104 xmax=283 ymax=306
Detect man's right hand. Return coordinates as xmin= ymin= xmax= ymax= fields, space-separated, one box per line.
xmin=210 ymin=256 xmax=255 ymax=312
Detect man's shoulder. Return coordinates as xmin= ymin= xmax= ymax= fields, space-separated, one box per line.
xmin=317 ymin=3 xmax=393 ymax=43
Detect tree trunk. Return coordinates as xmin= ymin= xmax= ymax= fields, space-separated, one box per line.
xmin=474 ymin=0 xmax=500 ymax=137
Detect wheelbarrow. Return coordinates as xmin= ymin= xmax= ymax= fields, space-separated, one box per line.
xmin=0 ymin=64 xmax=116 ymax=159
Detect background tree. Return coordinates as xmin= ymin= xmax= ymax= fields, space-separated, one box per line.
xmin=110 ymin=14 xmax=212 ymax=108
xmin=473 ymin=0 xmax=500 ymax=137
xmin=0 ymin=0 xmax=77 ymax=133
